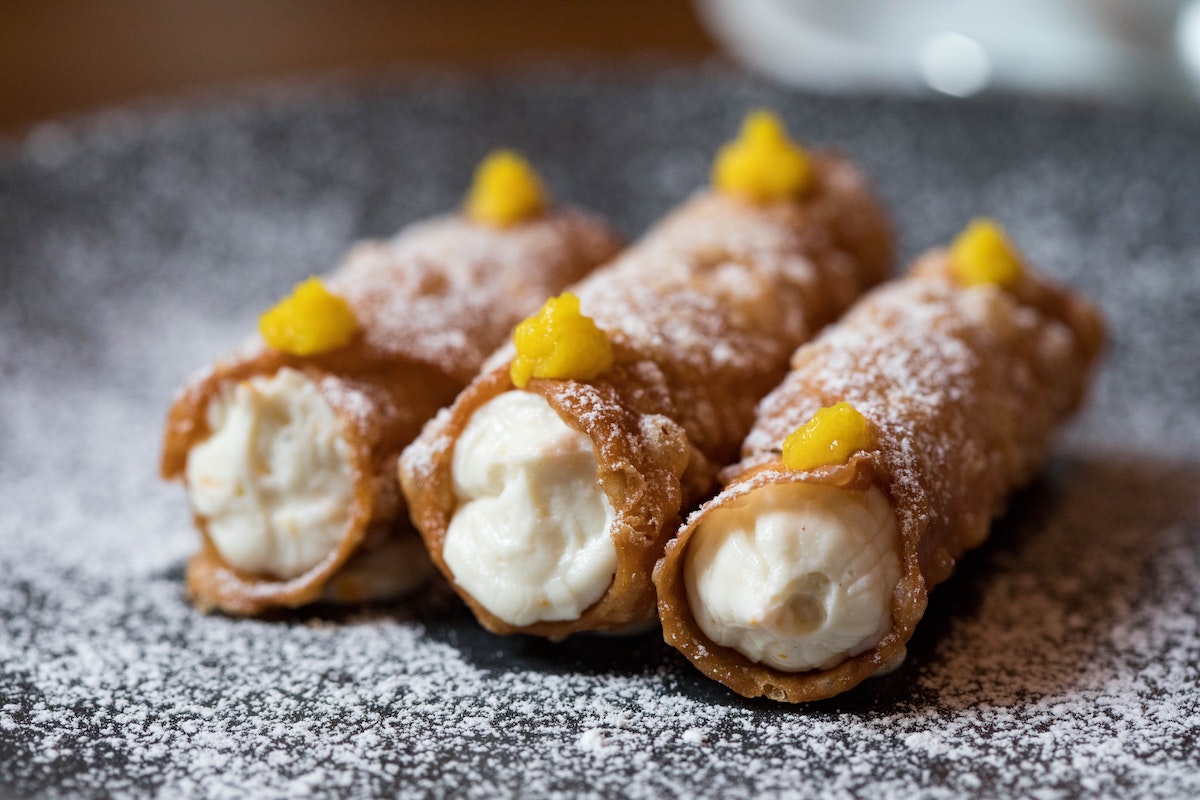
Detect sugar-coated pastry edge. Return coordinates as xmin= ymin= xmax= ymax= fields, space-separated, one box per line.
xmin=654 ymin=249 xmax=1105 ymax=702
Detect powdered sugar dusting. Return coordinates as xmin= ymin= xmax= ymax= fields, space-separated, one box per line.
xmin=572 ymin=178 xmax=882 ymax=383
xmin=2 ymin=70 xmax=1199 ymax=797
xmin=327 ymin=210 xmax=618 ymax=384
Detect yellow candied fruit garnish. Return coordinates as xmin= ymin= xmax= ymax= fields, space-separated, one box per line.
xmin=782 ymin=402 xmax=875 ymax=472
xmin=258 ymin=277 xmax=358 ymax=356
xmin=464 ymin=149 xmax=547 ymax=227
xmin=509 ymin=292 xmax=612 ymax=388
xmin=950 ymin=218 xmax=1024 ymax=288
xmin=712 ymin=110 xmax=812 ymax=203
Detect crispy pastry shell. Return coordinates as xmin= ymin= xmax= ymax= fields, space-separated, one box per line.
xmin=401 ymin=155 xmax=894 ymax=638
xmin=654 ymin=253 xmax=1105 ymax=701
xmin=162 ymin=209 xmax=621 ymax=614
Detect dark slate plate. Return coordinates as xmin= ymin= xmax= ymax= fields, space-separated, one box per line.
xmin=2 ymin=67 xmax=1199 ymax=799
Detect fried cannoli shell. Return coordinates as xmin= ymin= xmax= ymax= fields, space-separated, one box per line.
xmin=404 ymin=365 xmax=696 ymax=637
xmin=401 ymin=155 xmax=894 ymax=638
xmin=655 ymin=252 xmax=1105 ymax=702
xmin=162 ymin=210 xmax=621 ymax=615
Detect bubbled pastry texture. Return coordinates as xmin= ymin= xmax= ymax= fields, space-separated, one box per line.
xmin=401 ymin=155 xmax=893 ymax=639
xmin=656 ymin=252 xmax=1104 ymax=702
xmin=163 ymin=209 xmax=620 ymax=614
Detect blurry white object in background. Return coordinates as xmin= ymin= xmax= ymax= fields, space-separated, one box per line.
xmin=697 ymin=0 xmax=1200 ymax=102
xmin=1180 ymin=0 xmax=1200 ymax=84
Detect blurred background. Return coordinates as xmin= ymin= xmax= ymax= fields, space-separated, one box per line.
xmin=5 ymin=0 xmax=1200 ymax=136
xmin=1 ymin=1 xmax=716 ymax=135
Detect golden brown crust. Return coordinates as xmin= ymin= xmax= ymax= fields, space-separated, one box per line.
xmin=654 ymin=253 xmax=1105 ymax=702
xmin=401 ymin=155 xmax=894 ymax=638
xmin=402 ymin=357 xmax=696 ymax=638
xmin=162 ymin=209 xmax=622 ymax=615
xmin=175 ymin=363 xmax=458 ymax=614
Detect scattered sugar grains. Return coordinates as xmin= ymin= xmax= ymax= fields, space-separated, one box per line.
xmin=3 ymin=69 xmax=1200 ymax=798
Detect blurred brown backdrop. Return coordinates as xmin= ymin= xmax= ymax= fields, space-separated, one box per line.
xmin=0 ymin=0 xmax=715 ymax=135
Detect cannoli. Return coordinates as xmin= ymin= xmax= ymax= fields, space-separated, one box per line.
xmin=161 ymin=152 xmax=622 ymax=615
xmin=654 ymin=220 xmax=1105 ymax=702
xmin=400 ymin=112 xmax=893 ymax=639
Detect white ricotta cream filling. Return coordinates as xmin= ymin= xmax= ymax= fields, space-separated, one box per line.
xmin=444 ymin=391 xmax=617 ymax=626
xmin=684 ymin=482 xmax=900 ymax=672
xmin=186 ymin=368 xmax=354 ymax=580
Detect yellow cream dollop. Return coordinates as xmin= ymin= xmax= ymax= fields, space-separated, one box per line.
xmin=509 ymin=292 xmax=612 ymax=388
xmin=782 ymin=402 xmax=875 ymax=472
xmin=465 ymin=150 xmax=547 ymax=227
xmin=258 ymin=277 xmax=358 ymax=356
xmin=950 ymin=218 xmax=1024 ymax=288
xmin=712 ymin=110 xmax=812 ymax=203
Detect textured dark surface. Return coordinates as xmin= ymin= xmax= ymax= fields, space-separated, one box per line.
xmin=1 ymin=68 xmax=1199 ymax=799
